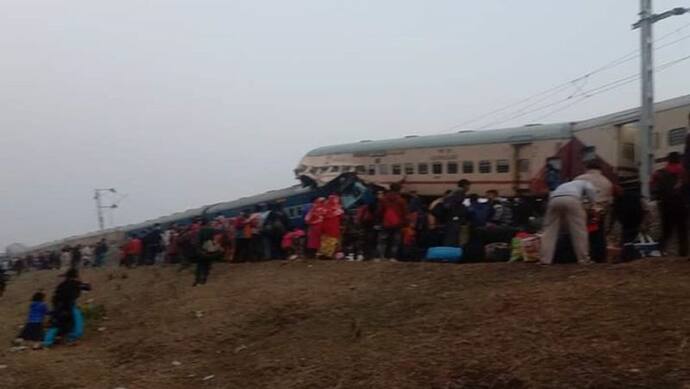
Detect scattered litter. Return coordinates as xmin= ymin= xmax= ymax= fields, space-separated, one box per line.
xmin=187 ymin=374 xmax=197 ymax=378
xmin=97 ymin=327 xmax=107 ymax=332
xmin=172 ymin=361 xmax=182 ymax=367
xmin=113 ymin=387 xmax=127 ymax=389
xmin=9 ymin=346 xmax=27 ymax=352
xmin=234 ymin=345 xmax=247 ymax=353
xmin=0 ymin=365 xmax=8 ymax=369
xmin=195 ymin=311 xmax=204 ymax=318
xmin=202 ymin=375 xmax=215 ymax=381
xmin=409 ymin=284 xmax=418 ymax=288
xmin=86 ymin=298 xmax=95 ymax=304
xmin=629 ymin=368 xmax=641 ymax=373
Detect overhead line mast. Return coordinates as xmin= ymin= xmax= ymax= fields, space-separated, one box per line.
xmin=633 ymin=1 xmax=689 ymax=198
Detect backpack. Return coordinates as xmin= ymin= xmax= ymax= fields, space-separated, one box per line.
xmin=383 ymin=207 xmax=402 ymax=228
xmin=201 ymin=239 xmax=221 ymax=254
xmin=653 ymin=169 xmax=682 ymax=201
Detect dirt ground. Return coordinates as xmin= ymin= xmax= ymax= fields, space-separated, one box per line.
xmin=0 ymin=258 xmax=689 ymax=389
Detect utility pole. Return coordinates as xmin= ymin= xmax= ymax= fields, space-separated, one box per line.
xmin=633 ymin=1 xmax=690 ymax=198
xmin=94 ymin=188 xmax=118 ymax=230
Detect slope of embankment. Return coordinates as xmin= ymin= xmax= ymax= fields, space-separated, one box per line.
xmin=1 ymin=259 xmax=689 ymax=388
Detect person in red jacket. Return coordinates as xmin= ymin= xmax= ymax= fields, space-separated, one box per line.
xmin=376 ymin=183 xmax=408 ymax=261
xmin=651 ymin=152 xmax=688 ymax=256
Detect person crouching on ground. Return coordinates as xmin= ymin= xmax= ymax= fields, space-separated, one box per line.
xmin=15 ymin=291 xmax=48 ymax=348
xmin=43 ymin=269 xmax=91 ymax=348
xmin=540 ymin=179 xmax=597 ymax=264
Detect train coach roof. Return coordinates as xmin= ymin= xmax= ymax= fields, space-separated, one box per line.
xmin=204 ymin=185 xmax=311 ymax=215
xmin=574 ymin=94 xmax=690 ymax=130
xmin=306 ymin=122 xmax=573 ymax=156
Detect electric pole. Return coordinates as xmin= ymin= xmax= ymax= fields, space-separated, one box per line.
xmin=94 ymin=188 xmax=118 ymax=230
xmin=633 ymin=1 xmax=689 ymax=198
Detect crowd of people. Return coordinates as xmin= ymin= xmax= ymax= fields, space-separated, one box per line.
xmin=111 ymin=179 xmax=547 ymax=282
xmin=8 ymin=145 xmax=690 ymax=349
xmin=3 ymin=239 xmax=109 ymax=275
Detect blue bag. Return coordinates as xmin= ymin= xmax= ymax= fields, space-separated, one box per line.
xmin=424 ymin=247 xmax=463 ymax=263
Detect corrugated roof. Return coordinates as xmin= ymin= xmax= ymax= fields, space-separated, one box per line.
xmin=306 ymin=123 xmax=574 ymax=156
xmin=574 ymin=94 xmax=690 ymax=130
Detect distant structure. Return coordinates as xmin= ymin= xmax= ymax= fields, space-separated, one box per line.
xmin=5 ymin=243 xmax=28 ymax=257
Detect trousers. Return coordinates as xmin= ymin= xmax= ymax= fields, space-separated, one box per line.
xmin=540 ymin=196 xmax=590 ymax=264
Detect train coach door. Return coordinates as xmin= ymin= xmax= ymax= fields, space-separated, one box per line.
xmin=511 ymin=142 xmax=533 ymax=194
xmin=617 ymin=122 xmax=640 ymax=183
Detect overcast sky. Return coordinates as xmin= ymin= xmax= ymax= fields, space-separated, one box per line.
xmin=2 ymin=0 xmax=690 ymax=249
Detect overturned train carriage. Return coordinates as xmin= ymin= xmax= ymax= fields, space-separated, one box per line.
xmin=124 ymin=173 xmax=371 ymax=237
xmin=24 ymin=174 xmax=372 ymax=256
xmin=296 ymin=95 xmax=690 ymax=197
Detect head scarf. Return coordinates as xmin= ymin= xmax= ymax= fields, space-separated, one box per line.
xmin=325 ymin=195 xmax=344 ymax=218
xmin=306 ymin=197 xmax=327 ymax=224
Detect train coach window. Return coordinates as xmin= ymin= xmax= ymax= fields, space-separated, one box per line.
xmin=668 ymin=127 xmax=688 ymax=146
xmin=479 ymin=160 xmax=492 ymax=173
xmin=432 ymin=162 xmax=443 ymax=175
xmin=379 ymin=164 xmax=389 ymax=175
xmin=418 ymin=163 xmax=429 ymax=175
xmin=392 ymin=164 xmax=402 ymax=175
xmin=496 ymin=159 xmax=510 ymax=173
xmin=356 ymin=165 xmax=366 ymax=174
xmin=404 ymin=163 xmax=415 ymax=175
xmin=368 ymin=165 xmax=376 ymax=175
xmin=462 ymin=161 xmax=474 ymax=174
xmin=447 ymin=162 xmax=458 ymax=174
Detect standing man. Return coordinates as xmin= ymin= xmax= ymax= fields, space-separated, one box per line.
xmin=540 ymin=180 xmax=597 ymax=264
xmin=651 ymin=152 xmax=688 ymax=256
xmin=94 ymin=239 xmax=108 ymax=267
xmin=195 ymin=219 xmax=220 ymax=286
xmin=376 ymin=183 xmax=408 ymax=261
xmin=575 ymin=160 xmax=614 ymax=262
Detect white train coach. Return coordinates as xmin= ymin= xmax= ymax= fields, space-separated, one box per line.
xmin=296 ymin=95 xmax=690 ymax=197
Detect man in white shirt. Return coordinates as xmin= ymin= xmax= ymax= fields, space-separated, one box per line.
xmin=540 ymin=180 xmax=597 ymax=264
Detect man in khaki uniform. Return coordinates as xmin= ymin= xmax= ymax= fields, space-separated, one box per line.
xmin=575 ymin=160 xmax=614 ymax=261
xmin=575 ymin=161 xmax=613 ymax=209
xmin=540 ymin=179 xmax=597 ymax=264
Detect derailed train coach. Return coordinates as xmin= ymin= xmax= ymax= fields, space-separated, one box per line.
xmin=125 ymin=172 xmax=373 ymax=237
xmin=295 ymin=95 xmax=690 ymax=197
xmin=22 ymin=174 xmax=373 ymax=256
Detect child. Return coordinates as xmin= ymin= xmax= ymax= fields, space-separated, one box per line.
xmin=16 ymin=292 xmax=48 ymax=346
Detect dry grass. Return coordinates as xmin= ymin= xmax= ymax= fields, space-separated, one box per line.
xmin=0 ymin=258 xmax=689 ymax=389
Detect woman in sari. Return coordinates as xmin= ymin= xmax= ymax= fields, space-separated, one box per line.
xmin=305 ymin=198 xmax=327 ymax=258
xmin=319 ymin=195 xmax=344 ymax=259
